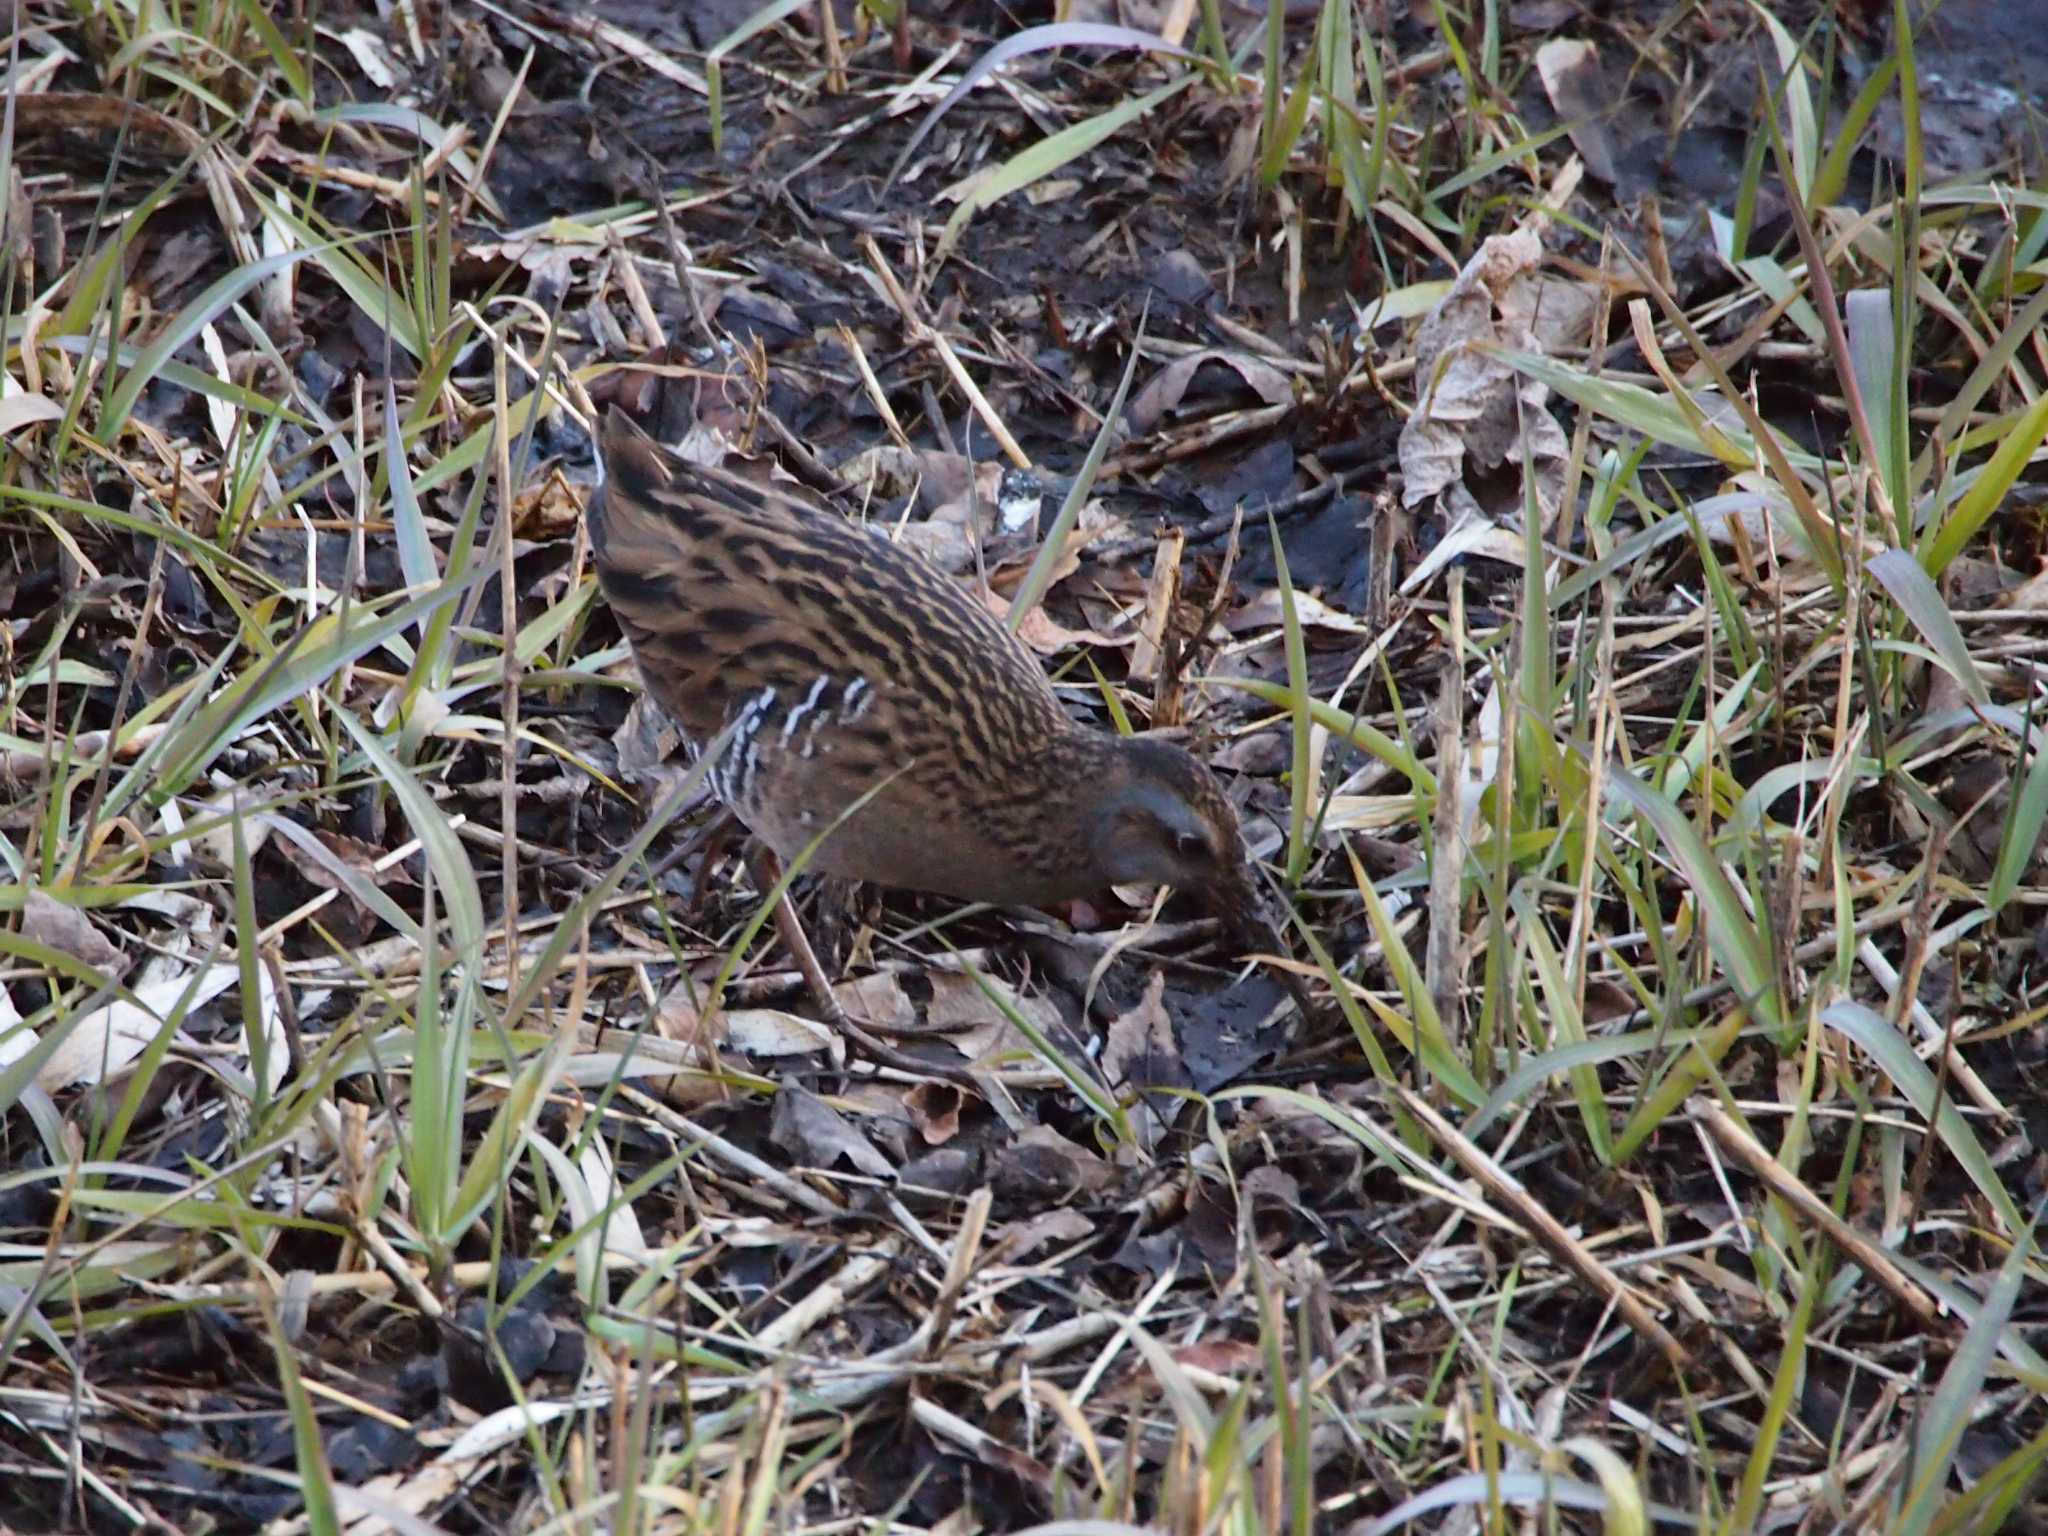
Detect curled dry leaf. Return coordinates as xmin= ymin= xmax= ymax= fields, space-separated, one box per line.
xmin=834 ymin=443 xmax=935 ymax=502
xmin=612 ymin=693 xmax=685 ymax=777
xmin=513 ymin=466 xmax=590 ymax=539
xmin=1225 ymin=583 xmax=1374 ymax=635
xmin=1102 ymin=970 xmax=1179 ymax=1151
xmin=1994 ymin=560 xmax=2048 ymax=612
xmin=904 ymin=1080 xmax=964 ymax=1145
xmin=0 ymin=394 xmax=63 ymax=439
xmin=273 ymin=827 xmax=416 ymax=894
xmin=1170 ymin=1339 xmax=1265 ymax=1383
xmin=1241 ymin=1162 xmax=1305 ymax=1252
xmin=990 ymin=1124 xmax=1118 ymax=1202
xmin=578 ymin=1137 xmax=650 ymax=1258
xmin=833 ymin=447 xmax=1032 ymax=575
xmin=1125 ymin=348 xmax=1292 ymax=434
xmin=0 ymin=987 xmax=25 ymax=1071
xmin=991 ymin=592 xmax=1129 ymax=656
xmin=335 ymin=26 xmax=400 ymax=87
xmin=1399 ymin=226 xmax=1584 ymax=541
xmin=987 ymin=1207 xmax=1095 ymax=1263
xmin=708 ymin=285 xmax=802 ymax=342
xmin=834 ymin=970 xmax=919 ymax=1030
xmin=1101 ymin=969 xmax=1177 ymax=1094
xmin=654 ymin=990 xmax=833 ymax=1059
xmin=724 ymin=1009 xmax=835 ymax=1056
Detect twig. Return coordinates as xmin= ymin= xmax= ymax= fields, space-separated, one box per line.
xmin=1691 ymin=1096 xmax=1946 ymax=1332
xmin=1393 ymin=1084 xmax=1692 ymax=1372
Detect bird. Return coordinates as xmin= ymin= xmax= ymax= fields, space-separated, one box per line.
xmin=586 ymin=406 xmax=1275 ymax=955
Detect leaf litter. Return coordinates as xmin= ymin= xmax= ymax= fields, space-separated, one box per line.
xmin=1 ymin=0 xmax=2046 ymax=1531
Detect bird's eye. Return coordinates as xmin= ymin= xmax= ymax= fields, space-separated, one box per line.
xmin=1174 ymin=830 xmax=1208 ymax=860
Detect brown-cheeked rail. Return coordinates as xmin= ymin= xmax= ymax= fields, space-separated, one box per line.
xmin=587 ymin=407 xmax=1313 ymax=1061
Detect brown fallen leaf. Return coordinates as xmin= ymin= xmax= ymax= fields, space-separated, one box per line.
xmin=986 ymin=1207 xmax=1094 ymax=1264
xmin=770 ymin=1080 xmax=894 ymax=1177
xmin=1534 ymin=37 xmax=1619 ymax=184
xmin=998 ymin=599 xmax=1129 ymax=657
xmin=19 ymin=889 xmax=124 ymax=971
xmin=925 ymin=969 xmax=1065 ymax=1066
xmin=1125 ymin=348 xmax=1292 ymax=433
xmin=834 ymin=969 xmax=918 ymax=1031
xmin=1399 ymin=226 xmax=1577 ymax=545
xmin=989 ymin=1124 xmax=1118 ymax=1202
xmin=905 ymin=1080 xmax=964 ymax=1145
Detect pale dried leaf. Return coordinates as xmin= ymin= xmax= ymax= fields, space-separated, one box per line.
xmin=38 ymin=960 xmax=237 ymax=1091
xmin=834 ymin=970 xmax=918 ymax=1030
xmin=1400 ymin=227 xmax=1571 ymax=531
xmin=988 ymin=1207 xmax=1095 ymax=1261
xmin=1535 ymin=38 xmax=1618 ymax=184
xmin=725 ymin=1008 xmax=835 ymax=1056
xmin=578 ymin=1137 xmax=650 ymax=1258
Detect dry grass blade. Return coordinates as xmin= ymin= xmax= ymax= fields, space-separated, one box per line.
xmin=1392 ymin=1084 xmax=1690 ymax=1373
xmin=1690 ymin=1095 xmax=1943 ymax=1330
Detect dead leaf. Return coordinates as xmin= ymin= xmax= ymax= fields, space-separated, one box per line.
xmin=990 ymin=1125 xmax=1118 ymax=1202
xmin=987 ymin=1208 xmax=1095 ymax=1263
xmin=1172 ymin=1340 xmax=1262 ymax=1379
xmin=905 ymin=1080 xmax=964 ymax=1145
xmin=1025 ymin=178 xmax=1081 ymax=206
xmin=706 ymin=286 xmax=802 ymax=345
xmin=19 ymin=889 xmax=123 ymax=971
xmin=654 ymin=991 xmax=833 ymax=1060
xmin=1226 ymin=584 xmax=1372 ymax=635
xmin=1127 ymin=349 xmax=1292 ymax=434
xmin=837 ymin=443 xmax=935 ymax=501
xmin=770 ymin=1081 xmax=894 ymax=1176
xmin=578 ymin=1138 xmax=649 ymax=1258
xmin=1242 ymin=1163 xmax=1304 ymax=1251
xmin=335 ymin=26 xmax=400 ymax=88
xmin=1101 ymin=970 xmax=1177 ymax=1093
xmin=1399 ymin=227 xmax=1574 ymax=538
xmin=1994 ymin=560 xmax=2048 ymax=612
xmin=834 ymin=970 xmax=918 ymax=1030
xmin=613 ymin=694 xmax=684 ymax=777
xmin=926 ymin=969 xmax=1066 ymax=1068
xmin=0 ymin=987 xmax=26 ymax=1073
xmin=513 ymin=465 xmax=589 ymax=539
xmin=285 ymin=829 xmax=415 ymax=892
xmin=991 ymin=593 xmax=1129 ymax=656
xmin=35 ymin=959 xmax=236 ymax=1091
xmin=724 ymin=1009 xmax=835 ymax=1056
xmin=1535 ymin=38 xmax=1618 ymax=184
xmin=0 ymin=394 xmax=62 ymax=439
xmin=888 ymin=483 xmax=999 ymax=573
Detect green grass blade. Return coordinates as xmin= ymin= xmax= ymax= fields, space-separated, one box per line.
xmin=1821 ymin=1000 xmax=2023 ymax=1235
xmin=1865 ymin=547 xmax=1988 ymax=707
